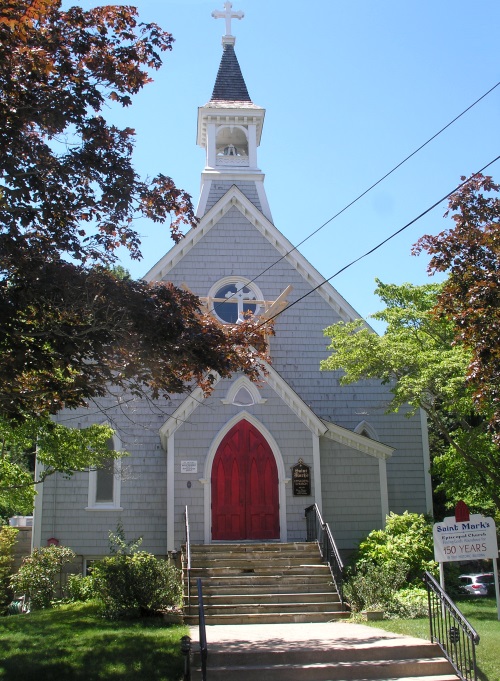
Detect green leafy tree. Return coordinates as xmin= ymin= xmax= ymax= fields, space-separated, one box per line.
xmin=321 ymin=280 xmax=500 ymax=514
xmin=0 ymin=417 xmax=119 ymax=516
xmin=0 ymin=0 xmax=270 ymax=424
xmin=0 ymin=526 xmax=18 ymax=612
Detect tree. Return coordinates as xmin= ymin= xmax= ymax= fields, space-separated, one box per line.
xmin=0 ymin=417 xmax=118 ymax=518
xmin=0 ymin=1 xmax=270 ymax=423
xmin=413 ymin=174 xmax=500 ymax=446
xmin=321 ymin=280 xmax=500 ymax=515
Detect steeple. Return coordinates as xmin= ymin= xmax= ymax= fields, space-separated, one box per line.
xmin=210 ymin=43 xmax=251 ymax=103
xmin=196 ymin=4 xmax=272 ymax=222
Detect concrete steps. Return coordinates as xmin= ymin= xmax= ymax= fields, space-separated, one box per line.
xmin=184 ymin=542 xmax=348 ymax=625
xmin=189 ymin=622 xmax=459 ymax=681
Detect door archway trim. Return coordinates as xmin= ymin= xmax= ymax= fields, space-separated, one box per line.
xmin=203 ymin=412 xmax=287 ymax=543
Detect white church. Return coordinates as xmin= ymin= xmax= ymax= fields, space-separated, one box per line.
xmin=33 ymin=4 xmax=432 ymax=569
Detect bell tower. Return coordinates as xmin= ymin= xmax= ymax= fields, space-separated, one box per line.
xmin=196 ymin=3 xmax=272 ymax=221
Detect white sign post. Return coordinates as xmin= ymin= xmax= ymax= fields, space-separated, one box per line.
xmin=433 ymin=513 xmax=499 ymax=619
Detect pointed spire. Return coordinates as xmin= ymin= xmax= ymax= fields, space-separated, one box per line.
xmin=210 ymin=3 xmax=250 ymax=102
xmin=210 ymin=43 xmax=251 ymax=102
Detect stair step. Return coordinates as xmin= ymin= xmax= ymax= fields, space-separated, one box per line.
xmin=187 ymin=563 xmax=330 ymax=578
xmin=189 ymin=558 xmax=323 ymax=569
xmin=191 ymin=575 xmax=332 ymax=593
xmin=193 ymin=592 xmax=341 ymax=605
xmin=186 ymin=610 xmax=350 ymax=625
xmin=200 ymin=642 xmax=447 ymax=666
xmin=202 ymin=601 xmax=346 ymax=615
xmin=190 ymin=542 xmax=315 ymax=553
xmin=193 ymin=658 xmax=455 ymax=681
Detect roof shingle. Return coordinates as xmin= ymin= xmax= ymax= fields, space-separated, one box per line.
xmin=210 ymin=43 xmax=251 ymax=102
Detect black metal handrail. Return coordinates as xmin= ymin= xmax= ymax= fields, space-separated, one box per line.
xmin=197 ymin=578 xmax=208 ymax=681
xmin=184 ymin=506 xmax=191 ymax=610
xmin=423 ymin=571 xmax=480 ymax=681
xmin=305 ymin=504 xmax=345 ymax=606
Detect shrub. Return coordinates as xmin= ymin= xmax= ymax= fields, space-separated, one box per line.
xmin=92 ymin=551 xmax=183 ymax=619
xmin=66 ymin=573 xmax=96 ymax=602
xmin=386 ymin=587 xmax=429 ymax=619
xmin=343 ymin=561 xmax=409 ymax=612
xmin=344 ymin=512 xmax=439 ymax=617
xmin=0 ymin=526 xmax=18 ymax=613
xmin=353 ymin=511 xmax=437 ymax=584
xmin=10 ymin=545 xmax=76 ymax=609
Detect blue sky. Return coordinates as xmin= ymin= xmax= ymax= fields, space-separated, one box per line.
xmin=68 ymin=1 xmax=499 ymax=327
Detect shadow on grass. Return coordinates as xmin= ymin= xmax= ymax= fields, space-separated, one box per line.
xmin=0 ymin=602 xmax=186 ymax=681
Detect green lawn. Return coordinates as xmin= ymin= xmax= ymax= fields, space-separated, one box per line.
xmin=0 ymin=602 xmax=189 ymax=681
xmin=363 ymin=597 xmax=500 ymax=681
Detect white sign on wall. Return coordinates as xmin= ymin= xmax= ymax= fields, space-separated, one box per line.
xmin=181 ymin=460 xmax=198 ymax=474
xmin=433 ymin=513 xmax=498 ymax=563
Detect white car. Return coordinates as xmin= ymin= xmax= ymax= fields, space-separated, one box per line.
xmin=458 ymin=573 xmax=494 ymax=596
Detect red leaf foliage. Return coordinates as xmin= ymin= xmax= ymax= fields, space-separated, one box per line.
xmin=414 ymin=174 xmax=500 ymax=443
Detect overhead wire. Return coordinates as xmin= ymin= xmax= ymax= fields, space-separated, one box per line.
xmin=215 ymin=81 xmax=500 ymax=311
xmin=260 ymin=154 xmax=500 ymax=326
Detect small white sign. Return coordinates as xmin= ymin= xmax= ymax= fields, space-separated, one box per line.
xmin=181 ymin=460 xmax=197 ymax=474
xmin=433 ymin=514 xmax=498 ymax=562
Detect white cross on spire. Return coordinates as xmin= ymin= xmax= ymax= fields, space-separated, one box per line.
xmin=212 ymin=2 xmax=244 ymax=37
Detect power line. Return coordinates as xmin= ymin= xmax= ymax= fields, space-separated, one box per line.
xmin=217 ymin=81 xmax=500 ymax=309
xmin=262 ymin=155 xmax=500 ymax=325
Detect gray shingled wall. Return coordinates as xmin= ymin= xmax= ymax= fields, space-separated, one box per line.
xmin=320 ymin=438 xmax=383 ymax=556
xmin=41 ymin=202 xmax=429 ymax=562
xmin=160 ymin=207 xmax=428 ymax=519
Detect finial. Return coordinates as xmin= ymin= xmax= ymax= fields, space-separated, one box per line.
xmin=212 ymin=2 xmax=244 ymax=41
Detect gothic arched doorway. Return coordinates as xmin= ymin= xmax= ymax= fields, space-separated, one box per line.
xmin=211 ymin=419 xmax=279 ymax=540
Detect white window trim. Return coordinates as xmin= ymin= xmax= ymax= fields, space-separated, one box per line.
xmin=221 ymin=376 xmax=267 ymax=406
xmin=207 ymin=276 xmax=264 ymax=324
xmin=86 ymin=432 xmax=123 ymax=511
xmin=354 ymin=420 xmax=380 ymax=441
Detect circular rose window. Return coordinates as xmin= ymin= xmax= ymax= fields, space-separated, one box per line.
xmin=210 ymin=279 xmax=262 ymax=324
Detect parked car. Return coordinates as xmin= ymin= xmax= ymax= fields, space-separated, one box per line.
xmin=458 ymin=573 xmax=495 ymax=596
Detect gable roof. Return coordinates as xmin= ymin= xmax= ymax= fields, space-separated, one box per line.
xmin=210 ymin=43 xmax=251 ymax=102
xmin=143 ymin=185 xmax=363 ymax=324
xmin=159 ymin=363 xmax=393 ymax=461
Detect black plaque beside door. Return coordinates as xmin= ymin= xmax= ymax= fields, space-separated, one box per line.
xmin=292 ymin=458 xmax=311 ymax=496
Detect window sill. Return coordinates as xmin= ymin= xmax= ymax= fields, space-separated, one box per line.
xmin=85 ymin=506 xmax=123 ymax=512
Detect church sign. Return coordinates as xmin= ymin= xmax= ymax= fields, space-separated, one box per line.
xmin=292 ymin=459 xmax=311 ymax=496
xmin=433 ymin=513 xmax=498 ymax=562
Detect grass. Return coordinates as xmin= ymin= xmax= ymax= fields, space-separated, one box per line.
xmin=0 ymin=601 xmax=189 ymax=681
xmin=362 ymin=597 xmax=500 ymax=681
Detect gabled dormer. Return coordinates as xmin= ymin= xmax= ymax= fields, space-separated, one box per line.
xmin=197 ymin=3 xmax=271 ymax=221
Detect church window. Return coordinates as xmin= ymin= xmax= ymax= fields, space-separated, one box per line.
xmin=233 ymin=387 xmax=255 ymax=406
xmin=87 ymin=435 xmax=122 ymax=510
xmin=221 ymin=376 xmax=267 ymax=406
xmin=354 ymin=421 xmax=380 ymax=441
xmin=210 ymin=278 xmax=262 ymax=324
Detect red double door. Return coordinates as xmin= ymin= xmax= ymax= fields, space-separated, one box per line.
xmin=211 ymin=419 xmax=280 ymax=540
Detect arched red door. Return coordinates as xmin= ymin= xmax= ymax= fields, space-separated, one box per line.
xmin=211 ymin=419 xmax=279 ymax=540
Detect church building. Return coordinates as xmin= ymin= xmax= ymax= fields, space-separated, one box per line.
xmin=33 ymin=4 xmax=432 ymax=568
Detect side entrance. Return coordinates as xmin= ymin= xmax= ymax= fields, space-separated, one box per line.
xmin=211 ymin=419 xmax=280 ymax=540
